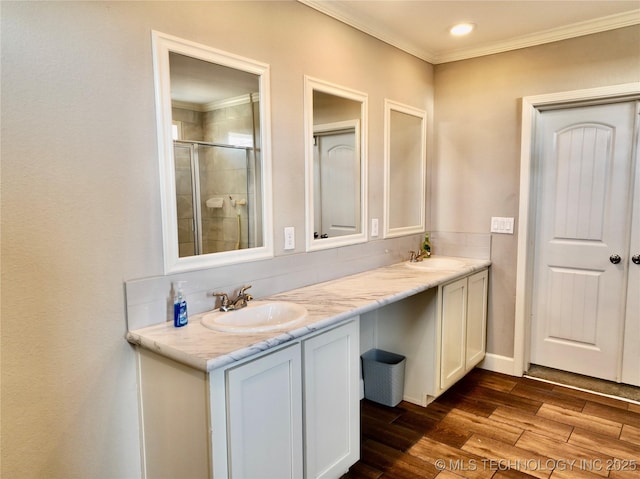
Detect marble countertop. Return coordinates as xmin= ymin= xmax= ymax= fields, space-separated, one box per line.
xmin=126 ymin=256 xmax=491 ymax=372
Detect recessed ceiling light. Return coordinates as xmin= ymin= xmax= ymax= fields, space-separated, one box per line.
xmin=450 ymin=23 xmax=475 ymax=36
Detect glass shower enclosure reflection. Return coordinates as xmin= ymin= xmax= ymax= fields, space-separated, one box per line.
xmin=174 ymin=140 xmax=262 ymax=257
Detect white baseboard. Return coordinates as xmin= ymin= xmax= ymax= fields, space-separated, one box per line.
xmin=479 ymin=353 xmax=521 ymax=377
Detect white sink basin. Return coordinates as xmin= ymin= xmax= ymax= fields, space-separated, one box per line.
xmin=405 ymin=257 xmax=466 ymax=271
xmin=201 ymin=301 xmax=308 ymax=333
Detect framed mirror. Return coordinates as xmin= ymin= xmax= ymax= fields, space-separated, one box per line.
xmin=304 ymin=76 xmax=368 ymax=251
xmin=152 ymin=31 xmax=273 ymax=273
xmin=383 ymin=99 xmax=426 ymax=238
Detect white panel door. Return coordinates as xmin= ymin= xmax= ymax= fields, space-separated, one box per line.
xmin=531 ymin=102 xmax=637 ymax=381
xmin=316 ymin=129 xmax=359 ymax=238
xmin=622 ymin=125 xmax=640 ymax=387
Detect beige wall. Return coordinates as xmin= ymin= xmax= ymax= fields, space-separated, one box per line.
xmin=2 ymin=1 xmax=638 ymax=476
xmin=1 ymin=1 xmax=432 ymax=478
xmin=433 ymin=26 xmax=640 ymax=357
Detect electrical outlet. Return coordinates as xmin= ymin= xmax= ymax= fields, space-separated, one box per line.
xmin=490 ymin=216 xmax=515 ymax=234
xmin=284 ymin=226 xmax=295 ymax=250
xmin=371 ymin=218 xmax=379 ymax=237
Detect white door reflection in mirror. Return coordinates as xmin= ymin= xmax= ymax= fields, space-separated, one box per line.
xmin=304 ymin=77 xmax=368 ymax=251
xmin=383 ymin=100 xmax=426 ymax=238
xmin=152 ymin=31 xmax=273 ymax=273
xmin=314 ymin=121 xmax=360 ymax=239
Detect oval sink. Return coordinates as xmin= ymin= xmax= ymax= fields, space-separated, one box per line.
xmin=405 ymin=257 xmax=465 ymax=271
xmin=201 ymin=301 xmax=308 ymax=333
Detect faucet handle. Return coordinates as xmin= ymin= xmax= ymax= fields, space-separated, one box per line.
xmin=239 ymin=285 xmax=253 ymax=303
xmin=409 ymin=250 xmax=417 ymax=262
xmin=211 ymin=292 xmax=229 ymax=307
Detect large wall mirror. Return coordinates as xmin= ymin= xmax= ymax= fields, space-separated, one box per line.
xmin=383 ymin=99 xmax=426 ymax=237
xmin=152 ymin=31 xmax=273 ymax=273
xmin=304 ymin=76 xmax=368 ymax=251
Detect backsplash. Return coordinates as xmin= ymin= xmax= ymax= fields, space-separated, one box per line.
xmin=124 ymin=232 xmax=492 ymax=331
xmin=125 ymin=235 xmax=422 ymax=330
xmin=430 ymin=231 xmax=491 ymax=260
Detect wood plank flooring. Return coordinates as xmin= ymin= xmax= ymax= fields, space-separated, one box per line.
xmin=342 ymin=368 xmax=640 ymax=479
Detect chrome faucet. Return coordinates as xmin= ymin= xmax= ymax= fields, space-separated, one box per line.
xmin=231 ymin=285 xmax=253 ymax=309
xmin=409 ymin=250 xmax=427 ymax=262
xmin=212 ymin=285 xmax=253 ymax=312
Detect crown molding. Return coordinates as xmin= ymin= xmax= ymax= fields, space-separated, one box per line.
xmin=299 ymin=0 xmax=438 ymax=62
xmin=434 ymin=9 xmax=640 ymax=64
xmin=172 ymin=93 xmax=258 ymax=113
xmin=299 ymin=1 xmax=640 ymax=64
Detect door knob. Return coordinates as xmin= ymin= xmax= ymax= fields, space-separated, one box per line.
xmin=610 ymin=254 xmax=622 ymax=264
xmin=632 ymin=254 xmax=640 ymax=265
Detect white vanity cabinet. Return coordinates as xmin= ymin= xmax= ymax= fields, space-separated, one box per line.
xmin=136 ymin=318 xmax=360 ymax=479
xmin=303 ymin=319 xmax=360 ymax=479
xmin=438 ymin=269 xmax=488 ymax=392
xmin=223 ymin=343 xmax=304 ymax=479
xmin=369 ymin=267 xmax=489 ymax=405
xmin=136 ymin=349 xmax=211 ymax=479
xmin=217 ymin=319 xmax=360 ymax=479
xmin=465 ymin=270 xmax=489 ymax=368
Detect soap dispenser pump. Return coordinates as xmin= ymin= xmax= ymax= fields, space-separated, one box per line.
xmin=173 ymin=281 xmax=188 ymax=328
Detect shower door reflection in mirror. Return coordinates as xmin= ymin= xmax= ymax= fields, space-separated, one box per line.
xmin=173 ymin=140 xmax=260 ymax=257
xmin=153 ymin=32 xmax=273 ymax=273
xmin=383 ymin=99 xmax=426 ymax=237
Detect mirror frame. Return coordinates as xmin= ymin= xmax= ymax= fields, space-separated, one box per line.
xmin=383 ymin=99 xmax=427 ymax=238
xmin=152 ymin=31 xmax=273 ymax=273
xmin=304 ymin=76 xmax=368 ymax=252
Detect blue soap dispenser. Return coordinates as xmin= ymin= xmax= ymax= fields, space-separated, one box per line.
xmin=173 ymin=281 xmax=188 ymax=327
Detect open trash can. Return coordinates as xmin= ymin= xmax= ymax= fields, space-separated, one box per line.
xmin=361 ymin=349 xmax=406 ymax=407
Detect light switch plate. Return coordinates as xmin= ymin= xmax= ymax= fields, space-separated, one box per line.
xmin=490 ymin=216 xmax=514 ymax=234
xmin=371 ymin=218 xmax=379 ymax=237
xmin=284 ymin=227 xmax=295 ymax=250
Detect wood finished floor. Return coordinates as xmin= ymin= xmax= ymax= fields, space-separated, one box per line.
xmin=342 ymin=368 xmax=640 ymax=479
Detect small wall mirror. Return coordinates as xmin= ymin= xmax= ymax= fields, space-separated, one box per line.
xmin=383 ymin=99 xmax=426 ymax=237
xmin=152 ymin=32 xmax=273 ymax=273
xmin=304 ymin=76 xmax=368 ymax=251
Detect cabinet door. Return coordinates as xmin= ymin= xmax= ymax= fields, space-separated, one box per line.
xmin=226 ymin=344 xmax=303 ymax=479
xmin=440 ymin=277 xmax=467 ymax=391
xmin=466 ymin=269 xmax=488 ymax=368
xmin=303 ymin=320 xmax=360 ymax=479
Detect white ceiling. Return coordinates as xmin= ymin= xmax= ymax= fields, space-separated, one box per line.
xmin=299 ymin=0 xmax=640 ymax=64
xmin=170 ymin=52 xmax=259 ymax=106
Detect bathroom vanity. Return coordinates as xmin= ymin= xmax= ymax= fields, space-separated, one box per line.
xmin=137 ymin=30 xmax=492 ymax=479
xmin=127 ymin=256 xmax=490 ymax=479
